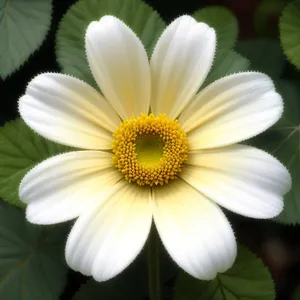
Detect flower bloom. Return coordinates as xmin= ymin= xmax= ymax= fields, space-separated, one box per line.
xmin=19 ymin=15 xmax=291 ymax=282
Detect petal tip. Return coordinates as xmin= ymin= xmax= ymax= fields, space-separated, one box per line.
xmin=99 ymin=15 xmax=120 ymax=23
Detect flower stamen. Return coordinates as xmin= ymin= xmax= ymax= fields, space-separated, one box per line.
xmin=112 ymin=113 xmax=188 ymax=186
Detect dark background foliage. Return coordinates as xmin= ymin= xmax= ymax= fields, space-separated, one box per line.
xmin=1 ymin=0 xmax=299 ymax=299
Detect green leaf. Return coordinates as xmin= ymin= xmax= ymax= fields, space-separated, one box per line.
xmin=193 ymin=6 xmax=238 ymax=51
xmin=0 ymin=201 xmax=68 ymax=300
xmin=280 ymin=0 xmax=300 ymax=69
xmin=174 ymin=247 xmax=275 ymax=300
xmin=0 ymin=119 xmax=71 ymax=208
xmin=56 ymin=0 xmax=165 ymax=87
xmin=236 ymin=38 xmax=286 ymax=78
xmin=203 ymin=49 xmax=250 ymax=87
xmin=0 ymin=0 xmax=52 ymax=79
xmin=250 ymin=80 xmax=300 ymax=224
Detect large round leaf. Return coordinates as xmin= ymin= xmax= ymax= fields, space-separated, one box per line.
xmin=0 ymin=0 xmax=52 ymax=79
xmin=175 ymin=247 xmax=275 ymax=300
xmin=56 ymin=0 xmax=165 ymax=87
xmin=0 ymin=201 xmax=68 ymax=300
xmin=280 ymin=0 xmax=300 ymax=69
xmin=0 ymin=119 xmax=71 ymax=208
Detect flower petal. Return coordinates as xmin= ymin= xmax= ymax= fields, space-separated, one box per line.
xmin=20 ymin=151 xmax=122 ymax=224
xmin=152 ymin=179 xmax=236 ymax=280
xmin=150 ymin=16 xmax=216 ymax=119
xmin=66 ymin=181 xmax=152 ymax=282
xmin=179 ymin=72 xmax=283 ymax=150
xmin=181 ymin=145 xmax=291 ymax=218
xmin=19 ymin=73 xmax=120 ymax=150
xmin=85 ymin=16 xmax=151 ymax=120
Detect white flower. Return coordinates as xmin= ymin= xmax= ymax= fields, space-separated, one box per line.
xmin=18 ymin=15 xmax=291 ymax=282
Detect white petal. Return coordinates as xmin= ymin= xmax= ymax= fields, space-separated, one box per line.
xmin=181 ymin=145 xmax=291 ymax=218
xmin=66 ymin=181 xmax=152 ymax=282
xmin=152 ymin=179 xmax=236 ymax=280
xmin=179 ymin=72 xmax=283 ymax=150
xmin=150 ymin=16 xmax=216 ymax=119
xmin=85 ymin=16 xmax=151 ymax=120
xmin=19 ymin=73 xmax=120 ymax=150
xmin=20 ymin=151 xmax=122 ymax=224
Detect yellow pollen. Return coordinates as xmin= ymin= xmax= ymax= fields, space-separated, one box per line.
xmin=112 ymin=113 xmax=188 ymax=186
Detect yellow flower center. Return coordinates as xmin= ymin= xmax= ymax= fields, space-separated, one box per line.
xmin=112 ymin=113 xmax=188 ymax=186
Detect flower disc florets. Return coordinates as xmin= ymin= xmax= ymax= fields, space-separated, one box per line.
xmin=112 ymin=113 xmax=188 ymax=186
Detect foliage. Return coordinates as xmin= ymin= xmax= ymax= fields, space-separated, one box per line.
xmin=0 ymin=119 xmax=71 ymax=208
xmin=0 ymin=0 xmax=52 ymax=79
xmin=0 ymin=201 xmax=69 ymax=300
xmin=175 ymin=247 xmax=275 ymax=300
xmin=280 ymin=0 xmax=300 ymax=69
